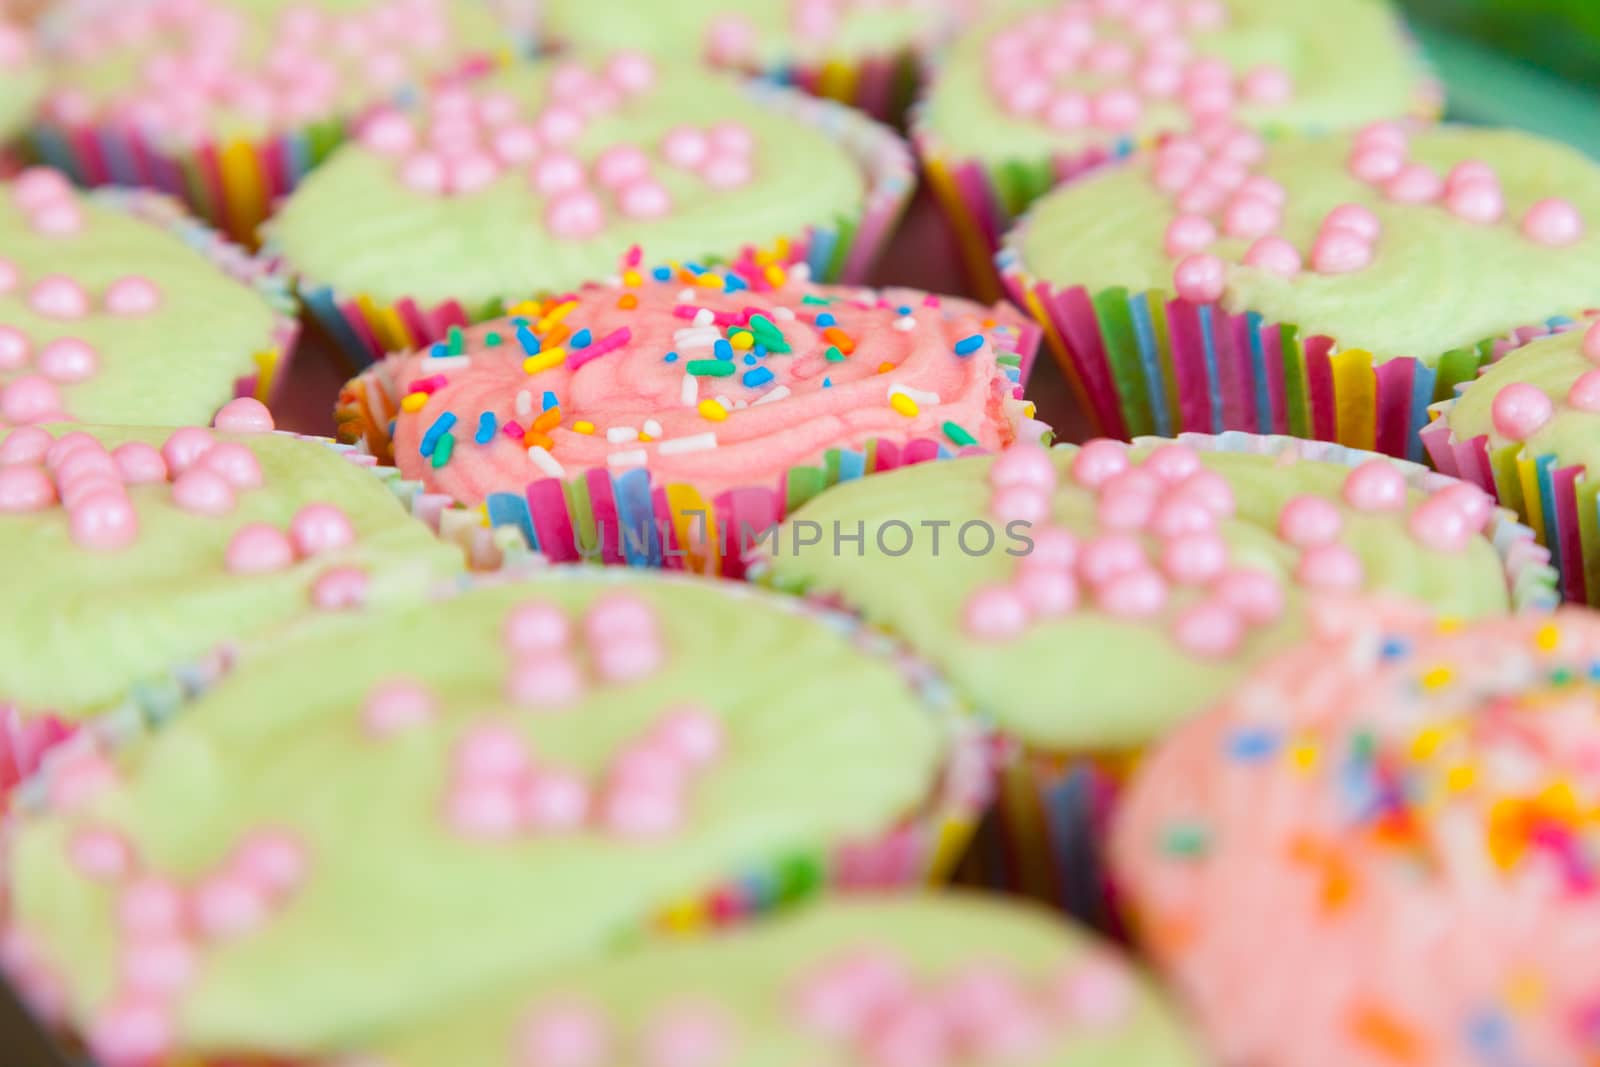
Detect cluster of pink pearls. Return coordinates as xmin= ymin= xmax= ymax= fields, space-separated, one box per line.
xmin=986 ymin=0 xmax=1291 ymax=135
xmin=964 ymin=440 xmax=1285 ymax=658
xmin=788 ymin=946 xmax=1133 ymax=1067
xmin=1491 ymin=321 xmax=1600 ymax=439
xmin=49 ymin=0 xmax=462 ymax=141
xmin=60 ymin=824 xmax=310 ymax=1067
xmin=518 ymin=997 xmax=738 ymax=1067
xmin=505 ymin=592 xmax=668 ymax=708
xmin=0 ymin=430 xmax=140 ymax=549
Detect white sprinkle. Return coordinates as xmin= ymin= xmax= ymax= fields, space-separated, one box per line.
xmin=527 ymin=446 xmax=565 ymax=478
xmin=421 ymin=355 xmax=472 ymax=372
xmin=673 ymin=327 xmax=722 ymax=349
xmin=606 ymin=426 xmax=639 ymax=444
xmin=658 ymin=432 xmax=718 ymax=455
xmin=643 ymin=418 xmax=663 ymax=437
xmin=607 ymin=449 xmax=648 ymax=469
xmin=892 ymin=317 xmax=916 ymax=332
xmin=692 ymin=308 xmax=715 ymax=327
xmin=889 ymin=383 xmax=940 ymax=405
xmin=772 ymin=306 xmax=796 ymax=321
xmin=790 ymin=263 xmax=812 ymax=282
xmin=677 ymin=288 xmax=696 ymax=302
xmin=515 ymin=390 xmax=534 ymax=418
xmin=752 ymin=385 xmax=791 ymax=406
xmin=681 ymin=374 xmax=699 ymax=407
xmin=714 ymin=395 xmax=734 ymax=412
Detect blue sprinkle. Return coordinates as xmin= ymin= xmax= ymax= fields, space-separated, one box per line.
xmin=815 ymin=313 xmax=836 ymax=327
xmin=420 ymin=412 xmax=457 ymax=457
xmin=743 ymin=354 xmax=757 ymax=366
xmin=897 ymin=305 xmax=912 ymax=316
xmin=723 ymin=273 xmax=748 ymax=293
xmin=685 ymin=262 xmax=705 ymax=274
xmin=664 ymin=351 xmax=679 ymax=364
xmin=510 ymin=316 xmax=530 ymax=327
xmin=542 ymin=390 xmax=558 ymax=411
xmin=822 ymin=377 xmax=832 ymax=388
xmin=953 ymin=334 xmax=985 ymax=356
xmin=652 ymin=266 xmax=672 ymax=281
xmin=713 ymin=339 xmax=733 ymax=361
xmin=743 ymin=367 xmax=775 ymax=388
xmin=1379 ymin=637 xmax=1410 ymax=661
xmin=1466 ymin=1013 xmax=1508 ymax=1052
xmin=754 ymin=345 xmax=768 ymax=358
xmin=515 ymin=325 xmax=540 ymax=355
xmin=1227 ymin=728 xmax=1279 ymax=762
xmin=570 ymin=328 xmax=593 ymax=350
xmin=430 ymin=342 xmax=449 ymax=358
xmin=387 ymin=418 xmax=396 ymax=439
xmin=474 ymin=412 xmax=496 ymax=445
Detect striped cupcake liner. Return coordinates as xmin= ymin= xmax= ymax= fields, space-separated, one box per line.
xmin=0 ymin=570 xmax=996 ymax=1066
xmin=997 ymin=237 xmax=1591 ymax=464
xmin=288 ymin=80 xmax=918 ymax=369
xmin=93 ymin=187 xmax=302 ymax=406
xmin=29 ymin=53 xmax=507 ymax=248
xmin=762 ymin=45 xmax=928 ymax=126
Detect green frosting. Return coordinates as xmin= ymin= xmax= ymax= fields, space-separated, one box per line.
xmin=920 ymin=0 xmax=1423 ymax=170
xmin=0 ymin=426 xmax=463 ymax=720
xmin=1446 ymin=326 xmax=1600 ymax=472
xmin=0 ymin=187 xmax=285 ymax=426
xmin=543 ymin=0 xmax=943 ymax=68
xmin=43 ymin=0 xmax=510 ymax=144
xmin=266 ymin=58 xmax=868 ymax=309
xmin=762 ymin=444 xmax=1513 ymax=753
xmin=366 ymin=893 xmax=1205 ymax=1067
xmin=6 ymin=571 xmax=948 ymax=1056
xmin=1013 ymin=127 xmax=1600 ymax=366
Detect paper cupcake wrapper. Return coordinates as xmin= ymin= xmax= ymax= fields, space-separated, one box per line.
xmin=997 ymin=242 xmax=1591 ymax=465
xmin=91 ymin=186 xmax=302 ymax=405
xmin=28 ymin=53 xmax=506 ymax=248
xmin=761 ymin=45 xmax=927 ymax=126
xmin=291 ymin=80 xmax=917 ymax=369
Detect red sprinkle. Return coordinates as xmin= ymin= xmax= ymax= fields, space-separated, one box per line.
xmin=408 ymin=374 xmax=449 ymax=396
xmin=501 ymin=421 xmax=526 ymax=441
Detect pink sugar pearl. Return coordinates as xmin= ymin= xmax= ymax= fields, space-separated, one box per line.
xmin=1408 ymin=495 xmax=1475 ymax=553
xmin=36 ymin=338 xmax=99 ymax=384
xmin=1223 ymin=194 xmax=1279 ymax=239
xmin=1071 ymin=439 xmax=1129 ymax=488
xmin=661 ymin=126 xmax=709 ymax=169
xmin=104 ymin=277 xmax=162 ymax=315
xmin=860 ymin=999 xmax=954 ymax=1067
xmin=1348 ymin=146 xmax=1404 ymax=184
xmin=990 ymin=442 xmax=1056 ymax=491
xmin=11 ymin=168 xmax=73 ymax=210
xmin=1 ymin=425 xmax=53 ymax=465
xmin=1522 ymin=198 xmax=1585 ymax=246
xmin=1571 ymin=369 xmax=1600 ymax=413
xmin=1149 ymin=496 xmax=1217 ymax=538
xmin=545 ymin=190 xmax=605 ymax=239
xmin=518 ymin=1002 xmax=612 ymax=1067
xmin=225 ymin=524 xmax=295 ymax=574
xmin=594 ymin=144 xmax=650 ymax=188
xmin=1277 ymin=495 xmax=1343 ymax=548
xmin=1096 ymin=569 xmax=1168 ymax=618
xmin=360 ymin=109 xmax=415 ymax=155
xmin=523 ymin=771 xmax=591 ymax=831
xmin=310 ymin=566 xmax=368 ymax=610
xmin=112 ymin=442 xmax=167 ymax=485
xmin=29 ymin=275 xmax=90 ymax=319
xmin=171 ymin=468 xmax=237 ymax=516
xmin=70 ymin=492 xmax=139 ymax=551
xmin=504 ymin=602 xmax=572 ymax=653
xmin=1322 ymin=203 xmax=1382 ymax=242
xmin=1490 ymin=382 xmax=1554 ymax=441
xmin=1445 ymin=178 xmax=1504 ymax=224
xmin=363 ymin=679 xmax=435 ymax=738
xmin=493 ymin=123 xmax=541 ymax=165
xmin=1243 ymin=236 xmax=1302 ymax=278
xmin=1173 ymin=469 xmax=1236 ymax=516
xmin=1310 ymin=230 xmax=1373 ymax=275
xmin=87 ymin=997 xmax=174 ymax=1067
xmin=603 ymin=783 xmax=685 ymax=837
xmin=1172 ymin=601 xmax=1244 ymax=657
xmin=1384 ymin=163 xmax=1443 ymax=203
xmin=1212 ymin=567 xmax=1285 ymax=623
xmin=0 ymin=466 xmax=56 ymax=512
xmin=586 ymin=593 xmax=658 ymax=638
xmin=1091 ymin=89 xmax=1142 ymax=131
xmin=607 ymin=50 xmax=657 ymax=94
xmin=507 ymin=655 xmax=586 ymax=707
xmin=1172 ymin=253 xmax=1225 ymax=303
xmin=212 ymin=397 xmax=275 ymax=434
xmin=160 ymin=427 xmax=215 ymax=475
xmin=1022 ymin=527 xmax=1079 ymax=570
xmin=1241 ymin=64 xmax=1293 ymax=104
xmin=1078 ymin=534 xmax=1147 ymax=587
xmin=1296 ymin=543 xmax=1365 ymax=589
xmin=1018 ymin=570 xmax=1080 ymax=617
xmin=652 ymin=706 xmax=726 ymax=768
xmin=1 ymin=375 xmax=62 ymax=424
xmin=964 ymin=585 xmax=1030 ymax=640
xmin=198 ymin=441 xmax=262 ymax=489
xmin=193 ymin=875 xmax=270 ymax=939
xmin=1142 ymin=444 xmax=1201 ymax=484
xmin=0 ymin=324 xmax=30 ymax=370
xmin=594 ymin=640 xmax=665 ymax=684
xmin=289 ymin=503 xmax=356 ymax=556
xmin=618 ymin=180 xmax=672 ymax=220
xmin=1342 ymin=459 xmax=1408 ymax=511
xmin=456 ymin=725 xmax=531 ymax=780
xmin=1163 ymin=215 xmax=1216 ymax=258
xmin=1162 ymin=532 xmax=1229 ymax=584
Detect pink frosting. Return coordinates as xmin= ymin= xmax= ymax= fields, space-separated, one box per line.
xmin=1113 ymin=606 xmax=1600 ymax=1067
xmin=382 ymin=278 xmax=1026 ymax=505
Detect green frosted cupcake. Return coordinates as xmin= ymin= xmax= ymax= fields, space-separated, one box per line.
xmin=0 ymin=170 xmax=297 ymax=426
xmin=999 ymin=125 xmax=1600 ymax=461
xmin=268 ymin=51 xmax=913 ymax=366
xmin=351 ymin=893 xmax=1206 ymax=1067
xmin=916 ymin=0 xmax=1435 ymax=294
xmin=0 ymin=420 xmax=464 ymax=795
xmin=0 ymin=570 xmax=981 ymax=1066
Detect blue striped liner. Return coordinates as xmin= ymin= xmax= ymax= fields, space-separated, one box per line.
xmin=1245 ymin=312 xmax=1273 ymax=435
xmin=1197 ymin=305 xmax=1223 ymax=433
xmin=1129 ymin=293 xmax=1169 ymax=437
xmin=613 ymin=468 xmax=661 ymax=567
xmin=487 ymin=491 xmax=537 ymax=552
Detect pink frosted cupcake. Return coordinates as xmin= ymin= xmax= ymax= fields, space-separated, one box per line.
xmin=1113 ymin=602 xmax=1600 ymax=1067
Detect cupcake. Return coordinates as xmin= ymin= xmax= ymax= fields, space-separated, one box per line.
xmin=0 ymin=168 xmax=298 ymax=426
xmin=540 ymin=0 xmax=960 ymax=124
xmin=0 ymin=417 xmax=465 ymax=799
xmin=999 ymin=125 xmax=1600 ymax=460
xmin=336 ymin=266 xmax=1045 ymax=577
xmin=0 ymin=569 xmax=985 ymax=1066
xmin=345 ymin=893 xmax=1205 ymax=1067
xmin=268 ymin=51 xmax=914 ymax=367
xmin=31 ymin=0 xmax=514 ymax=244
xmin=1425 ymin=317 xmax=1600 ymax=604
xmin=752 ymin=434 xmax=1556 ymax=915
xmin=917 ymin=0 xmax=1437 ymax=295
xmin=1112 ymin=604 xmax=1600 ymax=1067
xmin=0 ymin=13 xmax=42 ymax=165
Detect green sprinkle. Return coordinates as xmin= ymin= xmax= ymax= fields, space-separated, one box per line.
xmin=447 ymin=326 xmax=464 ymax=356
xmin=997 ymin=353 xmax=1021 ymax=367
xmin=1350 ymin=730 xmax=1377 ymax=761
xmin=942 ymin=421 xmax=977 ymax=447
xmin=778 ymin=853 xmax=825 ymax=902
xmin=801 ymin=295 xmax=831 ymax=306
xmin=485 ymin=332 xmax=503 ymax=347
xmin=1552 ymin=666 xmax=1575 ymax=686
xmin=430 ymin=432 xmax=455 ymax=468
xmin=1161 ymin=822 xmax=1209 ymax=858
xmin=748 ymin=314 xmax=791 ymax=352
xmin=824 ymin=345 xmax=845 ymax=362
xmin=686 ymin=360 xmax=736 ymax=377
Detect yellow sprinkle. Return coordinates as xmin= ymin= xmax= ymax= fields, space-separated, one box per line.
xmin=1505 ymin=971 xmax=1544 ymax=1011
xmin=1288 ymin=742 xmax=1319 ymax=773
xmin=621 ymin=269 xmax=642 ymax=287
xmin=1421 ymin=666 xmax=1453 ymax=691
xmin=1024 ymin=401 xmax=1037 ymax=419
xmin=764 ymin=265 xmax=787 ymax=288
xmin=476 ymin=503 xmax=490 ymax=527
xmin=639 ymin=434 xmax=653 ymax=443
xmin=535 ymin=300 xmax=577 ymax=333
xmin=617 ymin=293 xmax=639 ymax=310
xmin=573 ymin=420 xmax=595 ymax=434
xmin=890 ymin=393 xmax=920 ymax=417
xmin=508 ymin=299 xmax=543 ymax=317
xmin=696 ymin=273 xmax=724 ymax=289
xmin=1409 ymin=726 xmax=1447 ymax=760
xmin=1445 ymin=764 xmax=1477 ymax=793
xmin=729 ymin=331 xmax=754 ymax=350
xmin=400 ymin=392 xmax=429 ymax=413
xmin=523 ymin=348 xmax=566 ymax=375
xmin=1435 ymin=616 xmax=1463 ymax=634
xmin=772 ymin=236 xmax=790 ymax=259
xmin=697 ymin=399 xmax=729 ymax=422
xmin=1535 ymin=624 xmax=1562 ymax=652
xmin=877 ymin=361 xmax=895 ymax=374
xmin=543 ymin=325 xmax=571 ymax=348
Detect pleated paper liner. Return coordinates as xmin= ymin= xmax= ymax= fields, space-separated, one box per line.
xmin=96 ymin=187 xmax=302 ymax=406
xmin=28 ymin=53 xmax=509 ymax=248
xmin=764 ymin=45 xmax=927 ymax=126
xmin=285 ymin=81 xmax=918 ymax=370
xmin=754 ymin=432 xmax=1558 ymax=928
xmin=1 ymin=572 xmax=999 ymax=1067
xmin=999 ymin=234 xmax=1599 ymax=466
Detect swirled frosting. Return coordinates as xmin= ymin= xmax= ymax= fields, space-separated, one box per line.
xmin=365 ymin=263 xmax=1037 ymax=505
xmin=1113 ymin=604 xmax=1600 ymax=1067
